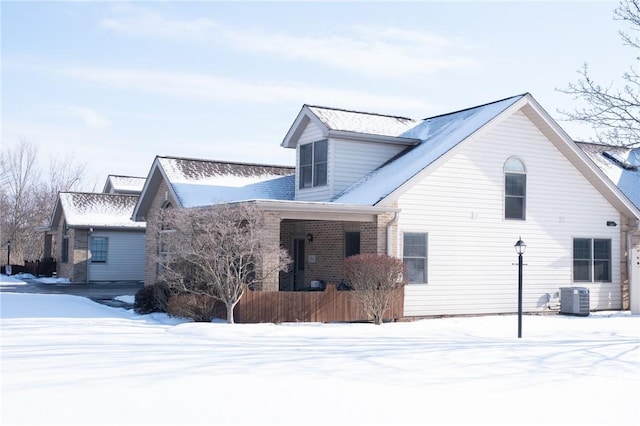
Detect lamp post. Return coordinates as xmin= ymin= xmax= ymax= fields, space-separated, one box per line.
xmin=6 ymin=240 xmax=11 ymax=267
xmin=514 ymin=237 xmax=526 ymax=338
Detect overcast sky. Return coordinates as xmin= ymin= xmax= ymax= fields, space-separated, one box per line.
xmin=1 ymin=1 xmax=633 ymax=189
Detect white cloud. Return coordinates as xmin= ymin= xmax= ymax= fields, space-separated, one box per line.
xmin=54 ymin=65 xmax=433 ymax=114
xmin=100 ymin=7 xmax=479 ymax=78
xmin=62 ymin=106 xmax=112 ymax=129
xmin=100 ymin=10 xmax=217 ymax=42
xmin=222 ymin=25 xmax=479 ymax=78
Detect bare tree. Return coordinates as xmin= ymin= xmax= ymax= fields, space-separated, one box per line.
xmin=342 ymin=254 xmax=406 ymax=325
xmin=1 ymin=140 xmax=42 ymax=262
xmin=0 ymin=139 xmax=87 ymax=264
xmin=156 ymin=203 xmax=291 ymax=323
xmin=558 ymin=0 xmax=640 ymax=147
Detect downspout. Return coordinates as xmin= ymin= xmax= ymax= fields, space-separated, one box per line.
xmin=628 ymin=218 xmax=640 ymax=314
xmin=86 ymin=228 xmax=93 ymax=284
xmin=386 ymin=211 xmax=399 ymax=257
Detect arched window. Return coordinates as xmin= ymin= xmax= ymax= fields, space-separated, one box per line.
xmin=504 ymin=157 xmax=526 ymax=220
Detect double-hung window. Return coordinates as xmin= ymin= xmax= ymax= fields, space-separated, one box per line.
xmin=90 ymin=237 xmax=108 ymax=263
xmin=573 ymin=238 xmax=612 ymax=282
xmin=504 ymin=157 xmax=526 ymax=220
xmin=300 ymin=140 xmax=327 ymax=188
xmin=403 ymin=232 xmax=428 ymax=284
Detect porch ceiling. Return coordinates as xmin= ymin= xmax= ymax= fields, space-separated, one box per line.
xmin=252 ymin=200 xmax=399 ymax=222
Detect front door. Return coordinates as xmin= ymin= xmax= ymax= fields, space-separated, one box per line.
xmin=292 ymin=238 xmax=305 ymax=291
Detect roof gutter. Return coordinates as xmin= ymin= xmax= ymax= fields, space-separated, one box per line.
xmin=328 ymin=130 xmax=420 ymax=146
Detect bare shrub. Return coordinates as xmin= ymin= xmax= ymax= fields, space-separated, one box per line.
xmin=166 ymin=293 xmax=221 ymax=322
xmin=134 ymin=283 xmax=171 ymax=314
xmin=342 ymin=254 xmax=406 ymax=325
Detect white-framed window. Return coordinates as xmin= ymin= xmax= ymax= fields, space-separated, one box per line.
xmin=573 ymin=238 xmax=612 ymax=282
xmin=90 ymin=237 xmax=108 ymax=263
xmin=300 ymin=140 xmax=328 ymax=188
xmin=504 ymin=157 xmax=526 ymax=220
xmin=403 ymin=232 xmax=428 ymax=284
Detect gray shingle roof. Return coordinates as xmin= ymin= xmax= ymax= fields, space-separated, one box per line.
xmin=307 ymin=105 xmax=420 ymax=137
xmin=59 ymin=192 xmax=144 ymax=228
xmin=104 ymin=175 xmax=146 ymax=194
xmin=157 ymin=157 xmax=295 ymax=208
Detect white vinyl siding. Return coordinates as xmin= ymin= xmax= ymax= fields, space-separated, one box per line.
xmin=397 ymin=111 xmax=622 ymax=316
xmin=88 ymin=231 xmax=145 ymax=282
xmin=332 ymin=139 xmax=406 ymax=197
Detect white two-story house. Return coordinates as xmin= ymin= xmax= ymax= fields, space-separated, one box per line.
xmin=133 ymin=93 xmax=640 ymax=317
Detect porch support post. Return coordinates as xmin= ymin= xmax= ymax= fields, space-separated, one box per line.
xmin=258 ymin=212 xmax=281 ymax=292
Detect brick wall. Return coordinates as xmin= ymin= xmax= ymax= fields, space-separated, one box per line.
xmin=72 ymin=229 xmax=88 ymax=282
xmin=143 ymin=180 xmax=174 ymax=287
xmin=256 ymin=211 xmax=281 ymax=291
xmin=56 ymin=221 xmax=72 ymax=280
xmin=54 ymin=221 xmax=89 ymax=283
xmin=621 ymin=214 xmax=640 ymax=310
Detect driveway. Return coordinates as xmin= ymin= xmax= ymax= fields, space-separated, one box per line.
xmin=0 ymin=276 xmax=143 ymax=308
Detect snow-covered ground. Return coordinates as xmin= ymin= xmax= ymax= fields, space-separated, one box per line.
xmin=1 ymin=274 xmax=639 ymax=426
xmin=0 ymin=272 xmax=70 ymax=285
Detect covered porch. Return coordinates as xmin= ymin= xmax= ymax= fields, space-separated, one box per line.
xmin=243 ymin=201 xmax=404 ymax=322
xmin=252 ymin=200 xmax=400 ymax=292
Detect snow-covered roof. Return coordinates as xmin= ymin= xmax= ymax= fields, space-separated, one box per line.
xmin=57 ymin=192 xmax=144 ymax=228
xmin=103 ymin=175 xmax=146 ymax=194
xmin=157 ymin=157 xmax=295 ymax=208
xmin=333 ymin=94 xmax=525 ymax=205
xmin=575 ymin=142 xmax=640 ymax=210
xmin=307 ymin=105 xmax=421 ymax=137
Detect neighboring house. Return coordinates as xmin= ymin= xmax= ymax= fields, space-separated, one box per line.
xmin=575 ymin=142 xmax=640 ymax=210
xmin=575 ymin=142 xmax=640 ymax=313
xmin=103 ymin=174 xmax=147 ymax=195
xmin=134 ymin=93 xmax=640 ymax=318
xmin=45 ymin=192 xmax=146 ymax=283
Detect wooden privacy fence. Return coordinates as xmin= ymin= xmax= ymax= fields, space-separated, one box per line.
xmin=234 ymin=284 xmax=404 ymax=323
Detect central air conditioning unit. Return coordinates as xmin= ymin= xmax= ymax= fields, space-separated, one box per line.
xmin=559 ymin=287 xmax=590 ymax=316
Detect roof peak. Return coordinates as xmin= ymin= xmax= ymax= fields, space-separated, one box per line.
xmin=60 ymin=191 xmax=139 ymax=198
xmin=423 ymin=93 xmax=528 ymax=121
xmin=107 ymin=174 xmax=145 ymax=179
